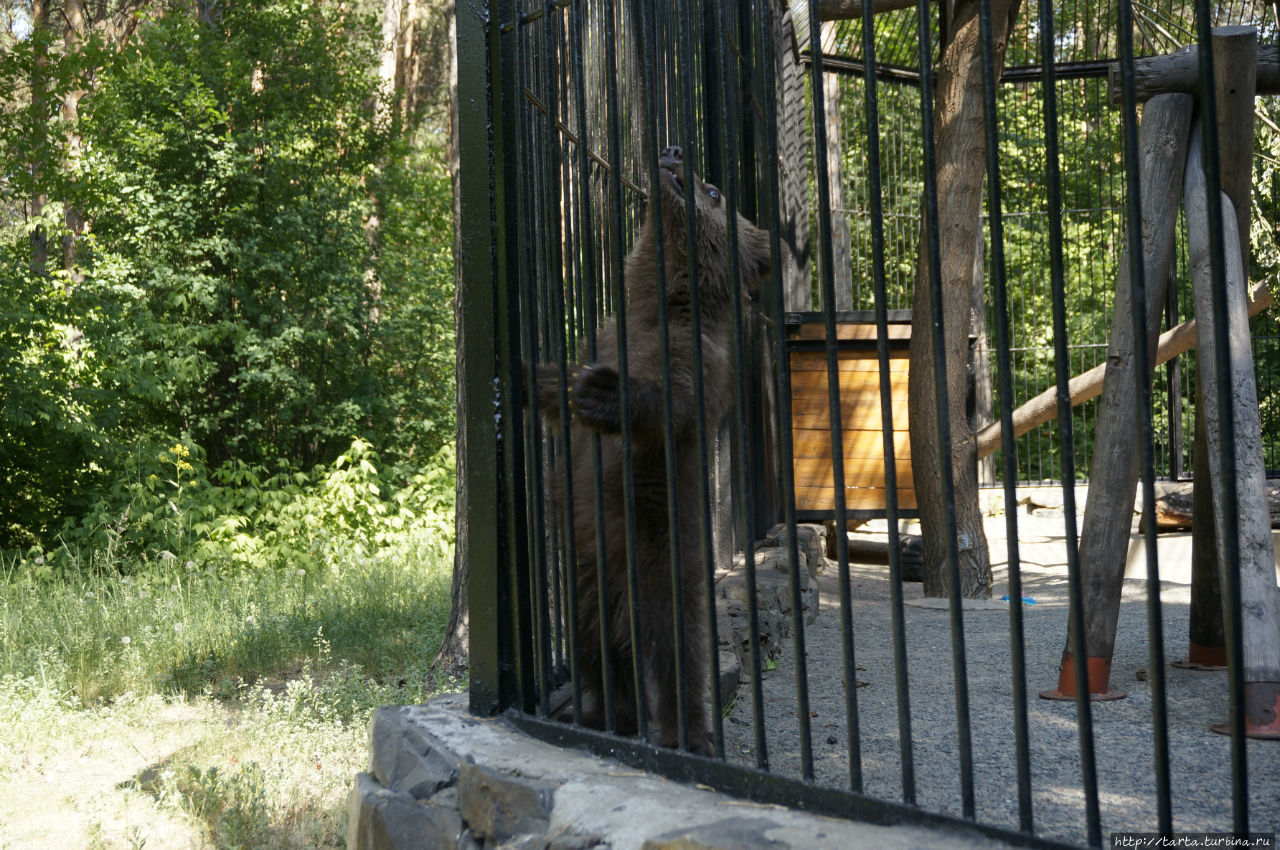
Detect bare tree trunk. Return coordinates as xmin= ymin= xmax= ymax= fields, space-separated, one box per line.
xmin=434 ymin=0 xmax=469 ymax=678
xmin=30 ymin=0 xmax=49 ymax=278
xmin=61 ymin=0 xmax=87 ymax=278
xmin=197 ymin=0 xmax=222 ymax=28
xmin=969 ymin=229 xmax=993 ymax=484
xmin=907 ymin=0 xmax=1020 ymax=598
xmin=776 ymin=5 xmax=812 ymax=309
xmin=1061 ymin=94 xmax=1191 ymax=696
xmin=379 ymin=0 xmax=403 ymax=124
xmin=820 ymin=22 xmax=852 ymax=310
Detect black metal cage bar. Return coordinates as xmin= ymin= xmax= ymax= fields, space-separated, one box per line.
xmin=456 ymin=1 xmax=1277 ymax=848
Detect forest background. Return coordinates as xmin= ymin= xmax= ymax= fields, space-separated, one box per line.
xmin=1 ymin=1 xmax=460 ymax=846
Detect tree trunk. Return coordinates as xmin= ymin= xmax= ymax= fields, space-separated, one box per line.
xmin=30 ymin=0 xmax=49 ymax=278
xmin=820 ymin=22 xmax=852 ymax=310
xmin=1184 ymin=133 xmax=1280 ymax=688
xmin=1185 ymin=27 xmax=1280 ymax=697
xmin=776 ymin=6 xmax=812 ymax=310
xmin=434 ymin=0 xmax=469 ymax=678
xmin=379 ymin=0 xmax=403 ymax=125
xmin=399 ymin=0 xmax=418 ymax=121
xmin=197 ymin=0 xmax=222 ymax=28
xmin=969 ymin=229 xmax=994 ymax=484
xmin=62 ymin=0 xmax=87 ymax=278
xmin=907 ymin=0 xmax=1020 ymax=598
xmin=1067 ymin=94 xmax=1191 ymax=679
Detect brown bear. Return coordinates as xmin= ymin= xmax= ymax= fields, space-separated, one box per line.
xmin=538 ymin=145 xmax=772 ymax=755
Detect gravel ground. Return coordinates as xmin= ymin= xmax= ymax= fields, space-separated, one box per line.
xmin=721 ymin=511 xmax=1280 ymax=847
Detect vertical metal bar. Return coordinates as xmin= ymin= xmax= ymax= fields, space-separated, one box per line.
xmin=456 ymin=0 xmax=508 ymax=717
xmin=1164 ymin=270 xmax=1184 ymax=480
xmin=975 ymin=0 xmax=1031 ymax=832
xmin=633 ymin=0 xmax=691 ymax=751
xmin=914 ymin=0 xmax=976 ymax=820
xmin=1112 ymin=0 xmax=1173 ymax=834
xmin=1189 ymin=4 xmax=1249 ymax=833
xmin=750 ymin=0 xmax=791 ymax=771
xmin=568 ymin=0 xmax=618 ymax=733
xmin=514 ymin=9 xmax=553 ymax=719
xmin=709 ymin=0 xmax=757 ymax=761
xmin=602 ymin=0 xmax=650 ymax=742
xmin=499 ymin=7 xmax=538 ymax=717
xmin=543 ymin=0 xmax=582 ymax=724
xmin=859 ymin=0 xmax=917 ymax=807
xmin=539 ymin=13 xmax=565 ymax=683
xmin=806 ymin=0 xmax=851 ymax=790
xmin=1038 ymin=5 xmax=1101 ymax=845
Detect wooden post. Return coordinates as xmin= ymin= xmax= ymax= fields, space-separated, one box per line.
xmin=1039 ymin=94 xmax=1193 ymax=701
xmin=1175 ymin=396 xmax=1227 ymax=669
xmin=1179 ymin=26 xmax=1259 ymax=677
xmin=1185 ymin=95 xmax=1280 ymax=747
xmin=820 ymin=22 xmax=854 ymax=310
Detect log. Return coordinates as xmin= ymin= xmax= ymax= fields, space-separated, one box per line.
xmin=1150 ymin=484 xmax=1280 ymax=531
xmin=789 ymin=0 xmax=925 ymax=51
xmin=1072 ymin=94 xmax=1192 ymax=670
xmin=1184 ymin=26 xmax=1262 ymax=679
xmin=816 ymin=0 xmax=919 ymax=18
xmin=973 ymin=280 xmax=1273 ymax=460
xmin=1186 ymin=414 xmax=1226 ymax=664
xmin=1106 ymin=41 xmax=1280 ymax=104
xmin=1185 ymin=117 xmax=1280 ymax=687
xmin=820 ymin=21 xmax=854 ymax=309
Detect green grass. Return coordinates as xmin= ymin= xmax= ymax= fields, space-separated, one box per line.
xmin=0 ymin=522 xmax=460 ymax=849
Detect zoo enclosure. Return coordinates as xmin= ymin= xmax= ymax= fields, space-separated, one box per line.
xmin=455 ymin=0 xmax=1278 ymax=848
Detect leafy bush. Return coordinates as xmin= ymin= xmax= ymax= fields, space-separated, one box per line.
xmin=1 ymin=2 xmax=456 ymax=554
xmin=28 ymin=436 xmax=454 ymax=577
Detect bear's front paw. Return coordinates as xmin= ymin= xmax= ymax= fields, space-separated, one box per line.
xmin=571 ymin=365 xmax=622 ymax=432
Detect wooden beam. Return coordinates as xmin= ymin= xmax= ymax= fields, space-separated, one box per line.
xmin=1107 ymin=40 xmax=1280 ymax=105
xmin=1186 ymin=27 xmax=1280 ymax=695
xmin=790 ymin=0 xmax=927 ymax=52
xmin=818 ymin=0 xmax=920 ymax=19
xmin=974 ymin=280 xmax=1273 ymax=460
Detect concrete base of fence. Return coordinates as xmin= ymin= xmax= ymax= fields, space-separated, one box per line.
xmin=347 ymin=695 xmax=1028 ymax=850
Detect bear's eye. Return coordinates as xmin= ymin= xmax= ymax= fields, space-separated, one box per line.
xmin=706 ymin=187 xmax=721 ymax=202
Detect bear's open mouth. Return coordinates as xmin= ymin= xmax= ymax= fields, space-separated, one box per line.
xmin=659 ymin=165 xmax=682 ymax=192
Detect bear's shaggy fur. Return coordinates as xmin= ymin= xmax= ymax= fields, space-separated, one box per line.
xmin=538 ymin=145 xmax=772 ymax=754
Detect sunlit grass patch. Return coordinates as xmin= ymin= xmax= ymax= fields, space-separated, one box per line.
xmin=0 ymin=503 xmax=459 ymax=848
xmin=0 ymin=526 xmax=452 ymax=708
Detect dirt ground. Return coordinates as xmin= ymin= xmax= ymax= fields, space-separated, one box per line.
xmin=1 ymin=697 xmax=210 ymax=849
xmin=722 ymin=498 xmax=1280 ymax=846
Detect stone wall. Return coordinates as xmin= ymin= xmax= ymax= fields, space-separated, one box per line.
xmin=349 ymin=524 xmax=1030 ymax=849
xmin=348 ymin=695 xmax=1016 ymax=850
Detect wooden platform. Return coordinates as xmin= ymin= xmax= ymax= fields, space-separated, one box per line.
xmin=785 ymin=312 xmax=917 ymax=520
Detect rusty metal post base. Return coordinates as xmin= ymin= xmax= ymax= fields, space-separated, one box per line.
xmin=1171 ymin=641 xmax=1229 ymax=671
xmin=1212 ymin=681 xmax=1280 ymax=740
xmin=1040 ymin=653 xmax=1127 ymax=701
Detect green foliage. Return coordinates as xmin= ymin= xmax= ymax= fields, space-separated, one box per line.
xmin=1 ymin=1 xmax=457 ymax=553
xmin=178 ymin=761 xmax=271 ymax=848
xmin=0 ymin=448 xmax=455 ymax=707
xmin=821 ymin=8 xmax=1280 ymax=483
xmin=29 ymin=436 xmax=455 ymax=579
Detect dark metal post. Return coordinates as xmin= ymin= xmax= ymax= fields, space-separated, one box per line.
xmin=458 ymin=0 xmax=516 ymax=715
